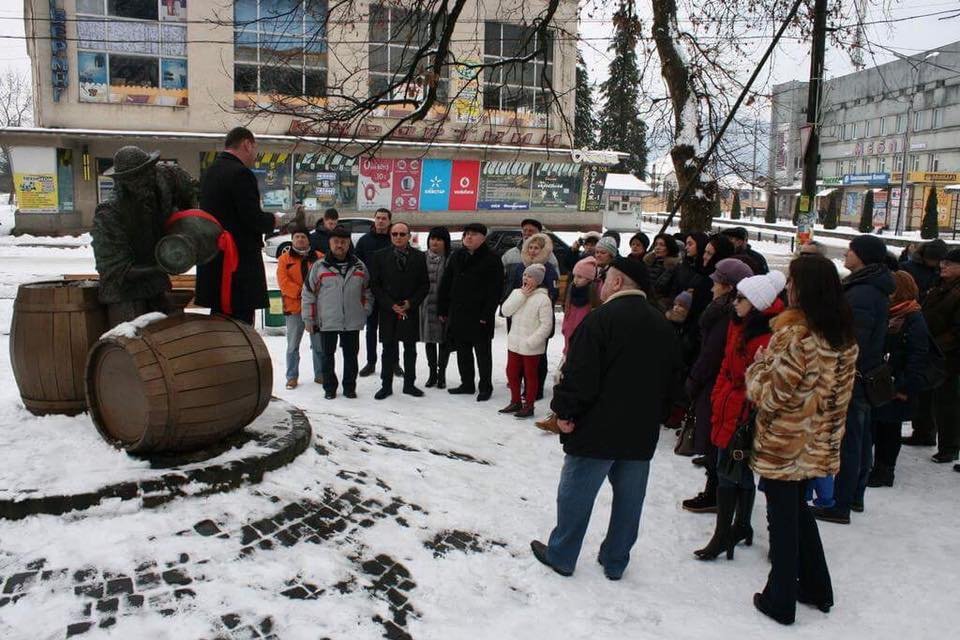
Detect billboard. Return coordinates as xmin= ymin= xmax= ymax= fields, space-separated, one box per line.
xmin=419 ymin=159 xmax=452 ymax=211
xmin=478 ymin=161 xmax=532 ymax=210
xmin=391 ymin=158 xmax=422 ymax=211
xmin=449 ymin=160 xmax=481 ymax=210
xmin=358 ymin=158 xmax=394 ymax=211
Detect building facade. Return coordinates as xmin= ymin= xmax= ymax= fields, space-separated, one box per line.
xmin=4 ymin=0 xmax=618 ymax=234
xmin=768 ymin=41 xmax=960 ymax=235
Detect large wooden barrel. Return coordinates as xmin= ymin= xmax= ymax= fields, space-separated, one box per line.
xmin=85 ymin=313 xmax=272 ymax=454
xmin=10 ymin=279 xmax=108 ymax=416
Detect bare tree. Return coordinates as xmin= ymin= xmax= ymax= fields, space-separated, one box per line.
xmin=0 ymin=68 xmax=33 ymax=200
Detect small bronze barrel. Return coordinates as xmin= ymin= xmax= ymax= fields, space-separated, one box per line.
xmin=156 ymin=213 xmax=223 ymax=275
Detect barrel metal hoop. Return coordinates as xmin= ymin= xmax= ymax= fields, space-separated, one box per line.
xmin=14 ymin=302 xmax=102 ymax=313
xmin=138 ymin=329 xmax=179 ymax=450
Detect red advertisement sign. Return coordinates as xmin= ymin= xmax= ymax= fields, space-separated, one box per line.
xmin=390 ymin=158 xmax=422 ymax=211
xmin=358 ymin=158 xmax=393 ymax=211
xmin=448 ymin=160 xmax=481 ymax=211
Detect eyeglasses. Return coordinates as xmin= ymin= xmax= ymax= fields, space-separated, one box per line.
xmin=391 ymin=232 xmax=408 ymax=237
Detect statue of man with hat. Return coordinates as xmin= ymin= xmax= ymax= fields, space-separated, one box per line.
xmin=91 ymin=145 xmax=197 ymax=327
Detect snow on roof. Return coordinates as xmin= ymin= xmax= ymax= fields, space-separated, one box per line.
xmin=604 ymin=173 xmax=654 ymax=194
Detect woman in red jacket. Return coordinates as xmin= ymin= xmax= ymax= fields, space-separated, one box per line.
xmin=696 ymin=270 xmax=786 ymax=560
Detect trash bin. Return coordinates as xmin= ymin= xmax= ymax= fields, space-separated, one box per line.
xmin=264 ymin=289 xmax=285 ymax=328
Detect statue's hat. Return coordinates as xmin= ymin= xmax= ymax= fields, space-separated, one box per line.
xmin=104 ymin=146 xmax=161 ymax=178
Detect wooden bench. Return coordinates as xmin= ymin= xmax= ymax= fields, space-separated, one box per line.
xmin=63 ymin=274 xmax=198 ymax=308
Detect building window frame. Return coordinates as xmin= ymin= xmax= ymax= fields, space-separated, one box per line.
xmin=932 ymin=107 xmax=943 ymax=129
xmin=482 ymin=21 xmax=554 ymax=114
xmin=368 ymin=3 xmax=450 ymax=101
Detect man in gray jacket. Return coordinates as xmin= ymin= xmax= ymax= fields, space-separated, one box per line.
xmin=302 ymin=226 xmax=373 ymax=399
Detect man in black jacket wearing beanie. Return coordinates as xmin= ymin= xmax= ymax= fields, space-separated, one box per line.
xmin=531 ymin=257 xmax=683 ymax=579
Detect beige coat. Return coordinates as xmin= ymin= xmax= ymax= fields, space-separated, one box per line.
xmin=501 ymin=287 xmax=554 ymax=355
xmin=746 ymin=308 xmax=859 ymax=481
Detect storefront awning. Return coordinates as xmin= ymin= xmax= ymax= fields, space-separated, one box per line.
xmin=815 ymin=188 xmax=835 ymax=197
xmin=536 ymin=162 xmax=580 ymax=177
xmin=483 ymin=161 xmax=532 ymax=176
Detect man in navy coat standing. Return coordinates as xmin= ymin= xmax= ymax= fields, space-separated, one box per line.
xmin=196 ymin=127 xmax=278 ymax=325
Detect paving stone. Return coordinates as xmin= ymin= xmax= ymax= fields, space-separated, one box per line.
xmin=252 ymin=519 xmax=278 ymax=535
xmin=66 ymin=621 xmax=93 ymax=637
xmin=162 ymin=569 xmax=192 ymax=586
xmin=3 ymin=571 xmax=37 ymax=594
xmin=136 ymin=572 xmax=160 ymax=588
xmin=126 ymin=594 xmax=145 ymax=608
xmin=361 ymin=560 xmax=387 ymax=576
xmin=257 ymin=539 xmax=274 ymax=551
xmin=281 ymin=585 xmax=311 ymax=600
xmin=174 ymin=588 xmax=196 ymax=600
xmin=221 ymin=613 xmax=242 ymax=629
xmin=384 ymin=588 xmax=407 ymax=607
xmin=96 ymin=597 xmax=119 ymax=613
xmin=274 ymin=529 xmax=299 ymax=548
xmin=193 ymin=520 xmax=221 ymax=536
xmin=25 ymin=559 xmax=46 ymax=571
xmin=135 ymin=561 xmax=157 ymax=573
xmin=98 ymin=616 xmax=116 ymax=629
xmin=0 ymin=597 xmax=9 ymax=607
xmin=74 ymin=583 xmax=104 ymax=599
xmin=106 ymin=577 xmax=134 ymax=596
xmin=240 ymin=526 xmax=260 ymax=545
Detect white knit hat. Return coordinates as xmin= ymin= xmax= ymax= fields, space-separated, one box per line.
xmin=736 ymin=271 xmax=787 ymax=311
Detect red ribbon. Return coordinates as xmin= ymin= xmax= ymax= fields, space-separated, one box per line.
xmin=165 ymin=209 xmax=239 ymax=315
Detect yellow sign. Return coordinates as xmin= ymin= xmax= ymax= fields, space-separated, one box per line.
xmin=14 ymin=172 xmax=58 ymax=212
xmin=799 ymin=195 xmax=810 ymax=212
xmin=891 ymin=171 xmax=960 ymax=184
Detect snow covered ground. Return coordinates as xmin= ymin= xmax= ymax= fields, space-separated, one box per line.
xmin=0 ymin=209 xmax=958 ymax=639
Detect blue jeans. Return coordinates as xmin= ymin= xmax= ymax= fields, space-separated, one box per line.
xmin=833 ymin=396 xmax=871 ymax=515
xmin=804 ymin=476 xmax=835 ymax=508
xmin=285 ymin=314 xmax=323 ymax=381
xmin=546 ymin=455 xmax=651 ymax=578
xmin=320 ymin=331 xmax=360 ymax=393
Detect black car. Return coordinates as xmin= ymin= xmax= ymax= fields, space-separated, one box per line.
xmin=453 ymin=227 xmax=573 ymax=274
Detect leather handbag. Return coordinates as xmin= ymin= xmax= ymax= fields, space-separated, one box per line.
xmin=718 ymin=410 xmax=755 ymax=482
xmin=673 ymin=405 xmax=697 ymax=456
xmin=858 ymin=362 xmax=895 ymax=408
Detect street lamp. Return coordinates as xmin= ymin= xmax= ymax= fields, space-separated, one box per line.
xmin=893 ymin=51 xmax=939 ymax=236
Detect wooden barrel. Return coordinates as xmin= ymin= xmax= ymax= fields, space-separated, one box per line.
xmin=85 ymin=313 xmax=272 ymax=454
xmin=10 ymin=279 xmax=108 ymax=416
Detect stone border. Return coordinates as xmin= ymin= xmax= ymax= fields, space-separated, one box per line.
xmin=0 ymin=399 xmax=312 ymax=521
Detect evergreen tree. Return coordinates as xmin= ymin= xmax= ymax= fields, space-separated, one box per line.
xmin=858 ymin=191 xmax=874 ymax=233
xmin=574 ymin=52 xmax=597 ymax=149
xmin=711 ymin=195 xmax=721 ymax=224
xmin=597 ymin=2 xmax=646 ymax=178
xmin=764 ymin=193 xmax=777 ymax=223
xmin=730 ymin=191 xmax=741 ymax=220
xmin=921 ymin=187 xmax=940 ymax=239
xmin=823 ymin=195 xmax=839 ymax=229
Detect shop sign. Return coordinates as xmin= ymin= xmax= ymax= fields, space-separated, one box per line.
xmin=419 ymin=159 xmax=452 ymax=211
xmin=579 ymin=165 xmax=607 ymax=211
xmin=448 ymin=160 xmax=480 ymax=211
xmin=842 ymin=173 xmax=889 ymax=186
xmin=358 ymin=158 xmax=394 ymax=211
xmin=391 ymin=159 xmax=422 ymax=211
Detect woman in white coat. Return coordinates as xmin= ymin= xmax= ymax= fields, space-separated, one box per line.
xmin=499 ymin=263 xmax=554 ymax=418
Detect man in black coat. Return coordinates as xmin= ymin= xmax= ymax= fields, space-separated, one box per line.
xmin=437 ymin=222 xmax=504 ymax=401
xmin=309 ymin=207 xmax=339 ymax=254
xmin=721 ymin=227 xmax=769 ymax=275
xmin=530 ymin=257 xmax=683 ymax=580
xmin=814 ymin=234 xmax=895 ymax=525
xmin=196 ymin=127 xmax=278 ymax=324
xmin=356 ymin=207 xmax=394 ymax=377
xmin=370 ymin=221 xmax=429 ymax=400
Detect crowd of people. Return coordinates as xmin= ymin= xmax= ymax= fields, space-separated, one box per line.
xmin=196 ymin=128 xmax=959 ymax=627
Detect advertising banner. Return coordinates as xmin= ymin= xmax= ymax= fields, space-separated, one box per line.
xmin=358 ymin=158 xmax=394 ymax=211
xmin=449 ymin=160 xmax=481 ymax=211
xmin=478 ymin=162 xmax=532 ymax=210
xmin=14 ymin=173 xmax=58 ymax=212
xmin=419 ymin=159 xmax=452 ymax=211
xmin=531 ymin=163 xmax=580 ymax=209
xmin=579 ymin=165 xmax=607 ymax=211
xmin=391 ymin=158 xmax=422 ymax=211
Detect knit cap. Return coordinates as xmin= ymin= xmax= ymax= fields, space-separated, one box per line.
xmin=944 ymin=248 xmax=960 ymax=264
xmin=849 ymin=235 xmax=888 ymax=266
xmin=572 ymin=256 xmax=598 ymax=280
xmin=596 ymin=236 xmax=619 ymax=257
xmin=523 ymin=263 xmax=546 ymax=285
xmin=674 ymin=291 xmax=693 ymax=309
xmin=710 ymin=257 xmax=754 ymax=286
xmin=736 ymin=271 xmax=787 ymax=311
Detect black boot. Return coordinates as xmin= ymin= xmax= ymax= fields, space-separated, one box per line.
xmin=682 ymin=471 xmax=719 ymax=513
xmin=694 ymin=487 xmax=737 ymax=560
xmin=425 ymin=344 xmax=438 ymax=388
xmin=436 ymin=347 xmax=449 ymax=390
xmin=866 ymin=464 xmax=894 ymax=487
xmin=731 ymin=487 xmax=755 ymax=548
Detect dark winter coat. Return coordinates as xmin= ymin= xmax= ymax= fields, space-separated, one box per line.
xmin=196 ymin=152 xmax=277 ymax=311
xmin=370 ymin=246 xmax=429 ymax=343
xmin=686 ymin=295 xmax=734 ymax=453
xmin=873 ymin=309 xmax=931 ymax=423
xmin=922 ymin=277 xmax=960 ymax=374
xmin=552 ymin=290 xmax=684 ymax=461
xmin=843 ymin=264 xmax=896 ymax=392
xmin=309 ymin=226 xmax=333 ymax=254
xmin=644 ymin=253 xmax=681 ymax=310
xmin=437 ymin=243 xmax=504 ymax=343
xmin=355 ymin=231 xmax=391 ymax=270
xmin=420 ymin=250 xmax=448 ymax=343
xmin=710 ymin=299 xmax=784 ymax=449
xmin=742 ymin=245 xmax=769 ymax=275
xmin=901 ymin=255 xmax=939 ymax=302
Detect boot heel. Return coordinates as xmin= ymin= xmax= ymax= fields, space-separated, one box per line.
xmin=726 ymin=542 xmax=735 ymax=560
xmin=744 ymin=529 xmax=753 ymax=546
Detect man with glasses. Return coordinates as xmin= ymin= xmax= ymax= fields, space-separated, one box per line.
xmin=438 ymin=223 xmax=504 ymax=402
xmin=356 ymin=208 xmax=398 ymax=378
xmin=369 ymin=221 xmax=429 ymax=399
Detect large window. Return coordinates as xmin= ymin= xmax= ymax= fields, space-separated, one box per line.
xmin=483 ymin=22 xmax=553 ymax=113
xmin=76 ymin=0 xmax=187 ymax=105
xmin=234 ymin=0 xmax=327 ymax=98
xmin=368 ymin=4 xmax=449 ymax=101
xmin=896 ymin=113 xmax=906 ymax=134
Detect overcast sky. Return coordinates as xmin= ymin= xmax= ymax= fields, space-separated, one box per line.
xmin=1 ymin=1 xmax=957 ymax=121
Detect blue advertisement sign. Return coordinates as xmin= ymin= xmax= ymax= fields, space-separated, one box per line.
xmin=842 ymin=173 xmax=889 ymax=186
xmin=419 ymin=159 xmax=452 ymax=211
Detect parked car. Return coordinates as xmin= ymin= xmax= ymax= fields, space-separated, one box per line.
xmin=452 ymin=227 xmax=573 ymax=274
xmin=263 ymin=217 xmax=419 ymax=259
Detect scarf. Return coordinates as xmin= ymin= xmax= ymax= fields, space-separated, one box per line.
xmin=568 ymin=283 xmax=591 ymax=307
xmin=888 ymin=299 xmax=921 ymax=333
xmin=394 ymin=247 xmax=408 ymax=271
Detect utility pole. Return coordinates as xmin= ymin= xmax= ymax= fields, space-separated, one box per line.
xmin=797 ymin=0 xmax=828 ymax=245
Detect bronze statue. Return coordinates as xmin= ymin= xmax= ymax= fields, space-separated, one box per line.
xmin=91 ymin=146 xmax=196 ymax=327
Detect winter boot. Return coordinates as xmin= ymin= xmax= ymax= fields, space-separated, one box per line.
xmin=682 ymin=472 xmax=719 ymax=514
xmin=731 ymin=487 xmax=755 ymax=547
xmin=866 ymin=464 xmax=895 ymax=488
xmin=535 ymin=413 xmax=561 ymax=434
xmin=694 ymin=487 xmax=738 ymax=560
xmin=425 ymin=346 xmax=438 ymax=388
